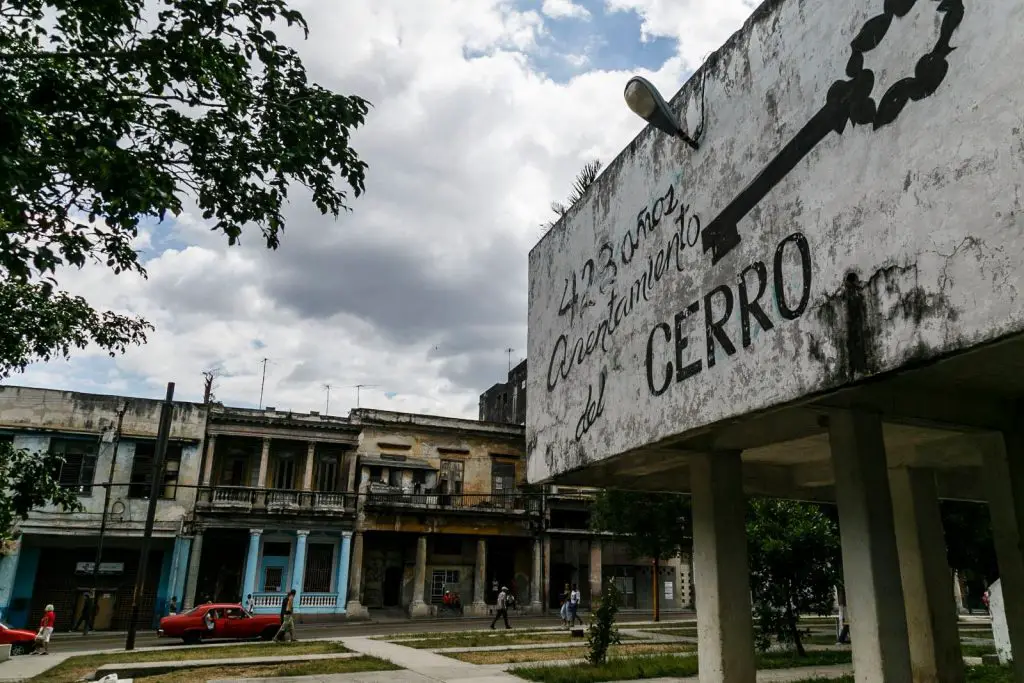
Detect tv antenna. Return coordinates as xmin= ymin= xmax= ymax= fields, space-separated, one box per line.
xmin=505 ymin=347 xmax=514 ymax=372
xmin=257 ymin=357 xmax=277 ymax=409
xmin=322 ymin=383 xmax=333 ymax=414
xmin=350 ymin=384 xmax=378 ymax=408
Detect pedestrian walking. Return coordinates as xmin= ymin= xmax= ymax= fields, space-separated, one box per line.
xmin=246 ymin=593 xmax=255 ymax=614
xmin=33 ymin=604 xmax=55 ymax=655
xmin=71 ymin=591 xmax=94 ymax=633
xmin=558 ymin=583 xmax=570 ymax=626
xmin=490 ymin=585 xmax=511 ymax=630
xmin=274 ymin=589 xmax=297 ymax=642
xmin=569 ymin=583 xmax=582 ymax=626
xmin=168 ymin=595 xmax=178 ymax=616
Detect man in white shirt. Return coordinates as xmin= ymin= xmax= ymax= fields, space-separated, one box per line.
xmin=490 ymin=586 xmax=511 ymax=629
xmin=569 ymin=584 xmax=582 ymax=626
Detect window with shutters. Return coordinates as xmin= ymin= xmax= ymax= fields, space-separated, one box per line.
xmin=315 ymin=453 xmax=339 ymax=492
xmin=439 ymin=460 xmax=464 ymax=494
xmin=129 ymin=442 xmax=183 ymax=499
xmin=491 ymin=461 xmax=516 ymax=495
xmin=303 ymin=544 xmax=334 ymax=593
xmin=51 ymin=439 xmax=98 ymax=496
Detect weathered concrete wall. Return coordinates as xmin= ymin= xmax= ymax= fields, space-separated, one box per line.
xmin=527 ymin=0 xmax=1024 ymax=482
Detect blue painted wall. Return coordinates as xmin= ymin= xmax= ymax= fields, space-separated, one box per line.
xmin=6 ymin=545 xmax=39 ymax=628
xmin=153 ymin=548 xmax=173 ymax=626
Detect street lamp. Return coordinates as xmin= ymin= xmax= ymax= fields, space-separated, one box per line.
xmin=624 ymin=76 xmax=699 ymax=150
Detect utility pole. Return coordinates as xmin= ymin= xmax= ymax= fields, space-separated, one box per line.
xmin=322 ymin=383 xmax=332 ymax=414
xmin=258 ymin=358 xmax=269 ymax=409
xmin=87 ymin=401 xmax=128 ymax=636
xmin=125 ymin=382 xmax=174 ymax=651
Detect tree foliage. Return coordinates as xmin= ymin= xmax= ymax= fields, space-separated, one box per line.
xmin=587 ymin=583 xmax=622 ymax=665
xmin=0 ymin=0 xmax=370 ymax=375
xmin=542 ymin=159 xmax=602 ymax=232
xmin=0 ymin=441 xmax=81 ymax=542
xmin=747 ymin=499 xmax=841 ymax=656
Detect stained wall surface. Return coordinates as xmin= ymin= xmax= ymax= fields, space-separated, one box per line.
xmin=527 ymin=0 xmax=1024 ymax=482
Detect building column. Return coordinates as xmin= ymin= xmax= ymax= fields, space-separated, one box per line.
xmin=302 ymin=442 xmax=316 ymax=491
xmin=542 ymin=535 xmax=551 ymax=613
xmin=166 ymin=536 xmax=192 ymax=611
xmin=531 ymin=539 xmax=543 ymax=611
xmin=409 ymin=535 xmax=430 ymax=617
xmin=257 ymin=438 xmax=271 ymax=488
xmin=242 ymin=529 xmax=262 ymax=607
xmin=292 ymin=531 xmax=309 ymax=609
xmin=201 ymin=435 xmax=217 ymax=486
xmin=829 ymin=409 xmax=912 ymax=683
xmin=468 ymin=537 xmax=487 ymax=616
xmin=889 ymin=467 xmax=964 ymax=683
xmin=589 ymin=539 xmax=602 ymax=607
xmin=691 ymin=451 xmax=755 ymax=683
xmin=346 ymin=532 xmax=369 ymax=618
xmin=0 ymin=540 xmax=22 ymax=621
xmin=335 ymin=532 xmax=352 ymax=614
xmin=982 ymin=430 xmax=1024 ymax=676
xmin=184 ymin=531 xmax=204 ymax=609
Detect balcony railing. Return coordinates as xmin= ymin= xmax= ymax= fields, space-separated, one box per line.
xmin=363 ymin=491 xmax=541 ymax=514
xmin=299 ymin=592 xmax=338 ymax=608
xmin=196 ymin=486 xmax=353 ymax=515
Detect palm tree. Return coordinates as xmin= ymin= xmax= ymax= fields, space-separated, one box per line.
xmin=541 ymin=159 xmax=603 ymax=233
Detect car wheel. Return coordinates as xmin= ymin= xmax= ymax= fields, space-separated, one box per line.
xmin=183 ymin=632 xmax=202 ymax=645
xmin=260 ymin=626 xmax=277 ymax=641
xmin=10 ymin=643 xmax=31 ymax=656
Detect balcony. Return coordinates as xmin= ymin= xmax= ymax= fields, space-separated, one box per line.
xmin=196 ymin=486 xmax=353 ymax=516
xmin=362 ymin=489 xmax=542 ymax=515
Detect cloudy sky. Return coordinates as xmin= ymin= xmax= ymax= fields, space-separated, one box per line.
xmin=14 ymin=0 xmax=758 ymax=418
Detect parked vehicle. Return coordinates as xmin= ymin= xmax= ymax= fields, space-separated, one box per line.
xmin=157 ymin=603 xmax=281 ymax=644
xmin=0 ymin=623 xmax=39 ymax=656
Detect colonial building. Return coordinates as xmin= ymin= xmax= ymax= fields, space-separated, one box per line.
xmin=0 ymin=386 xmax=207 ymax=630
xmin=478 ymin=359 xmax=527 ymax=425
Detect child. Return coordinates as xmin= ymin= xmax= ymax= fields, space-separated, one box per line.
xmin=33 ymin=604 xmax=55 ymax=655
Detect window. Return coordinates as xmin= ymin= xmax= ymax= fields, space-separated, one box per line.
xmin=439 ymin=460 xmax=464 ymax=494
xmin=431 ymin=570 xmax=460 ymax=603
xmin=264 ymin=567 xmax=284 ymax=593
xmin=303 ymin=544 xmax=334 ymax=593
xmin=128 ymin=442 xmax=183 ymax=499
xmin=51 ymin=438 xmax=98 ymax=496
xmin=388 ymin=469 xmax=402 ymax=487
xmin=224 ymin=607 xmax=247 ymax=619
xmin=315 ymin=453 xmax=339 ymax=492
xmin=491 ymin=461 xmax=516 ymax=495
xmin=273 ymin=452 xmax=296 ymax=489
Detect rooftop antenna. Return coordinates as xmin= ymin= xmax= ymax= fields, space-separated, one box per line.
xmin=322 ymin=383 xmax=332 ymax=414
xmin=258 ymin=358 xmax=271 ymax=409
xmin=351 ymin=384 xmax=378 ymax=409
xmin=505 ymin=347 xmax=514 ymax=373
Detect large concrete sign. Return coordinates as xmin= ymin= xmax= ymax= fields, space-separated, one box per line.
xmin=527 ymin=0 xmax=1024 ymax=483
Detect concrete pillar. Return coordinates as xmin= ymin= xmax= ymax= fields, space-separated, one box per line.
xmin=409 ymin=535 xmax=430 ymax=617
xmin=166 ymin=536 xmax=192 ymax=611
xmin=531 ymin=539 xmax=543 ymax=611
xmin=292 ymin=530 xmax=309 ymax=607
xmin=335 ymin=532 xmax=352 ymax=613
xmin=589 ymin=539 xmax=603 ymax=606
xmin=469 ymin=537 xmax=487 ymax=615
xmin=982 ymin=430 xmax=1024 ymax=679
xmin=202 ymin=434 xmax=216 ymax=486
xmin=690 ymin=451 xmax=755 ymax=683
xmin=0 ymin=540 xmax=22 ymax=621
xmin=242 ymin=529 xmax=262 ymax=607
xmin=828 ymin=409 xmax=912 ymax=683
xmin=257 ymin=438 xmax=271 ymax=488
xmin=542 ymin=535 xmax=551 ymax=613
xmin=302 ymin=442 xmax=316 ymax=491
xmin=345 ymin=532 xmax=369 ymax=618
xmin=952 ymin=571 xmax=966 ymax=615
xmin=184 ymin=531 xmax=204 ymax=609
xmin=889 ymin=467 xmax=964 ymax=683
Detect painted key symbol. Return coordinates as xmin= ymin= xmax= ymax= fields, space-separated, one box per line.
xmin=700 ymin=0 xmax=965 ymax=266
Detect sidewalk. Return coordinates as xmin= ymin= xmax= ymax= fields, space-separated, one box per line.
xmin=0 ymin=653 xmax=72 ymax=682
xmin=340 ymin=637 xmax=522 ymax=682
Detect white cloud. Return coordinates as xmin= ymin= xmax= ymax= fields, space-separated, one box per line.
xmin=13 ymin=0 xmax=758 ymax=419
xmin=542 ymin=0 xmax=591 ymax=20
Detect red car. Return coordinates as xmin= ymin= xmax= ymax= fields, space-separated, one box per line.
xmin=0 ymin=623 xmax=38 ymax=656
xmin=158 ymin=603 xmax=281 ymax=644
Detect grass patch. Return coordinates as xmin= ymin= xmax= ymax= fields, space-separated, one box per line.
xmin=794 ymin=664 xmax=1013 ymax=683
xmin=962 ymin=643 xmax=998 ymax=658
xmin=452 ymin=642 xmax=695 ymax=665
xmin=131 ymin=656 xmax=400 ymax=683
xmin=634 ymin=626 xmax=697 ymax=637
xmin=30 ymin=641 xmax=350 ymax=683
xmin=396 ymin=631 xmax=637 ymax=649
xmin=511 ymin=649 xmax=851 ymax=683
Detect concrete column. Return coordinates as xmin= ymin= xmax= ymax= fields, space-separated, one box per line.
xmin=690 ymin=451 xmax=755 ymax=683
xmin=335 ymin=532 xmax=352 ymax=613
xmin=889 ymin=467 xmax=964 ymax=683
xmin=345 ymin=532 xmax=369 ymax=618
xmin=469 ymin=537 xmax=487 ymax=615
xmin=542 ymin=535 xmax=551 ymax=613
xmin=409 ymin=535 xmax=430 ymax=617
xmin=257 ymin=438 xmax=271 ymax=488
xmin=183 ymin=532 xmax=204 ymax=609
xmin=828 ymin=409 xmax=912 ymax=683
xmin=0 ymin=540 xmax=22 ymax=621
xmin=531 ymin=539 xmax=543 ymax=611
xmin=589 ymin=539 xmax=603 ymax=606
xmin=292 ymin=530 xmax=309 ymax=607
xmin=952 ymin=571 xmax=966 ymax=615
xmin=242 ymin=529 xmax=262 ymax=607
xmin=302 ymin=442 xmax=316 ymax=491
xmin=982 ymin=430 xmax=1024 ymax=679
xmin=201 ymin=434 xmax=217 ymax=486
xmin=166 ymin=536 xmax=193 ymax=611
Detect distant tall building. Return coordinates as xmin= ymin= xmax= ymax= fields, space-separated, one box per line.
xmin=478 ymin=359 xmax=527 ymax=425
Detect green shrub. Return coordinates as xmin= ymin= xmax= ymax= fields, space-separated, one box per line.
xmin=587 ymin=584 xmax=622 ymax=665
